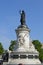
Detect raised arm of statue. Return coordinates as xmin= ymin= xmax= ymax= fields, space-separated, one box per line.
xmin=20 ymin=10 xmax=25 ymax=25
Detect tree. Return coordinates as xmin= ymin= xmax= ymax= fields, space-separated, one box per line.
xmin=39 ymin=49 xmax=43 ymax=62
xmin=0 ymin=42 xmax=4 ymax=55
xmin=32 ymin=40 xmax=42 ymax=52
xmin=32 ymin=40 xmax=43 ymax=63
xmin=9 ymin=40 xmax=16 ymax=51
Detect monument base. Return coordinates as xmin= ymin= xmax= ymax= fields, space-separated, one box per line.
xmin=5 ymin=51 xmax=41 ymax=64
xmin=6 ymin=43 xmax=41 ymax=64
xmin=4 ymin=58 xmax=41 ymax=64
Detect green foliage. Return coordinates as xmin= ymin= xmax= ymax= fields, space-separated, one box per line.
xmin=9 ymin=40 xmax=16 ymax=51
xmin=32 ymin=40 xmax=42 ymax=52
xmin=32 ymin=40 xmax=43 ymax=62
xmin=0 ymin=42 xmax=4 ymax=55
xmin=39 ymin=49 xmax=43 ymax=62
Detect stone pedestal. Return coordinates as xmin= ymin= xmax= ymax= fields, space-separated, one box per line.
xmin=8 ymin=24 xmax=41 ymax=64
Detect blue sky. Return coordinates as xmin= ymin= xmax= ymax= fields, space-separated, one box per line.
xmin=0 ymin=0 xmax=43 ymax=50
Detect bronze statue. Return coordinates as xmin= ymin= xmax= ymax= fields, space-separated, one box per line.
xmin=20 ymin=10 xmax=25 ymax=25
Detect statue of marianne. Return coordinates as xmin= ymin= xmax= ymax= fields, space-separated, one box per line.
xmin=20 ymin=10 xmax=26 ymax=25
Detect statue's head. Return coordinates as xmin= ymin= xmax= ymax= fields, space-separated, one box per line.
xmin=22 ymin=10 xmax=25 ymax=15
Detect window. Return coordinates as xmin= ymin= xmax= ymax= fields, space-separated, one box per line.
xmin=11 ymin=55 xmax=19 ymax=59
xmin=28 ymin=55 xmax=33 ymax=58
xmin=20 ymin=55 xmax=27 ymax=59
xmin=34 ymin=55 xmax=38 ymax=59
